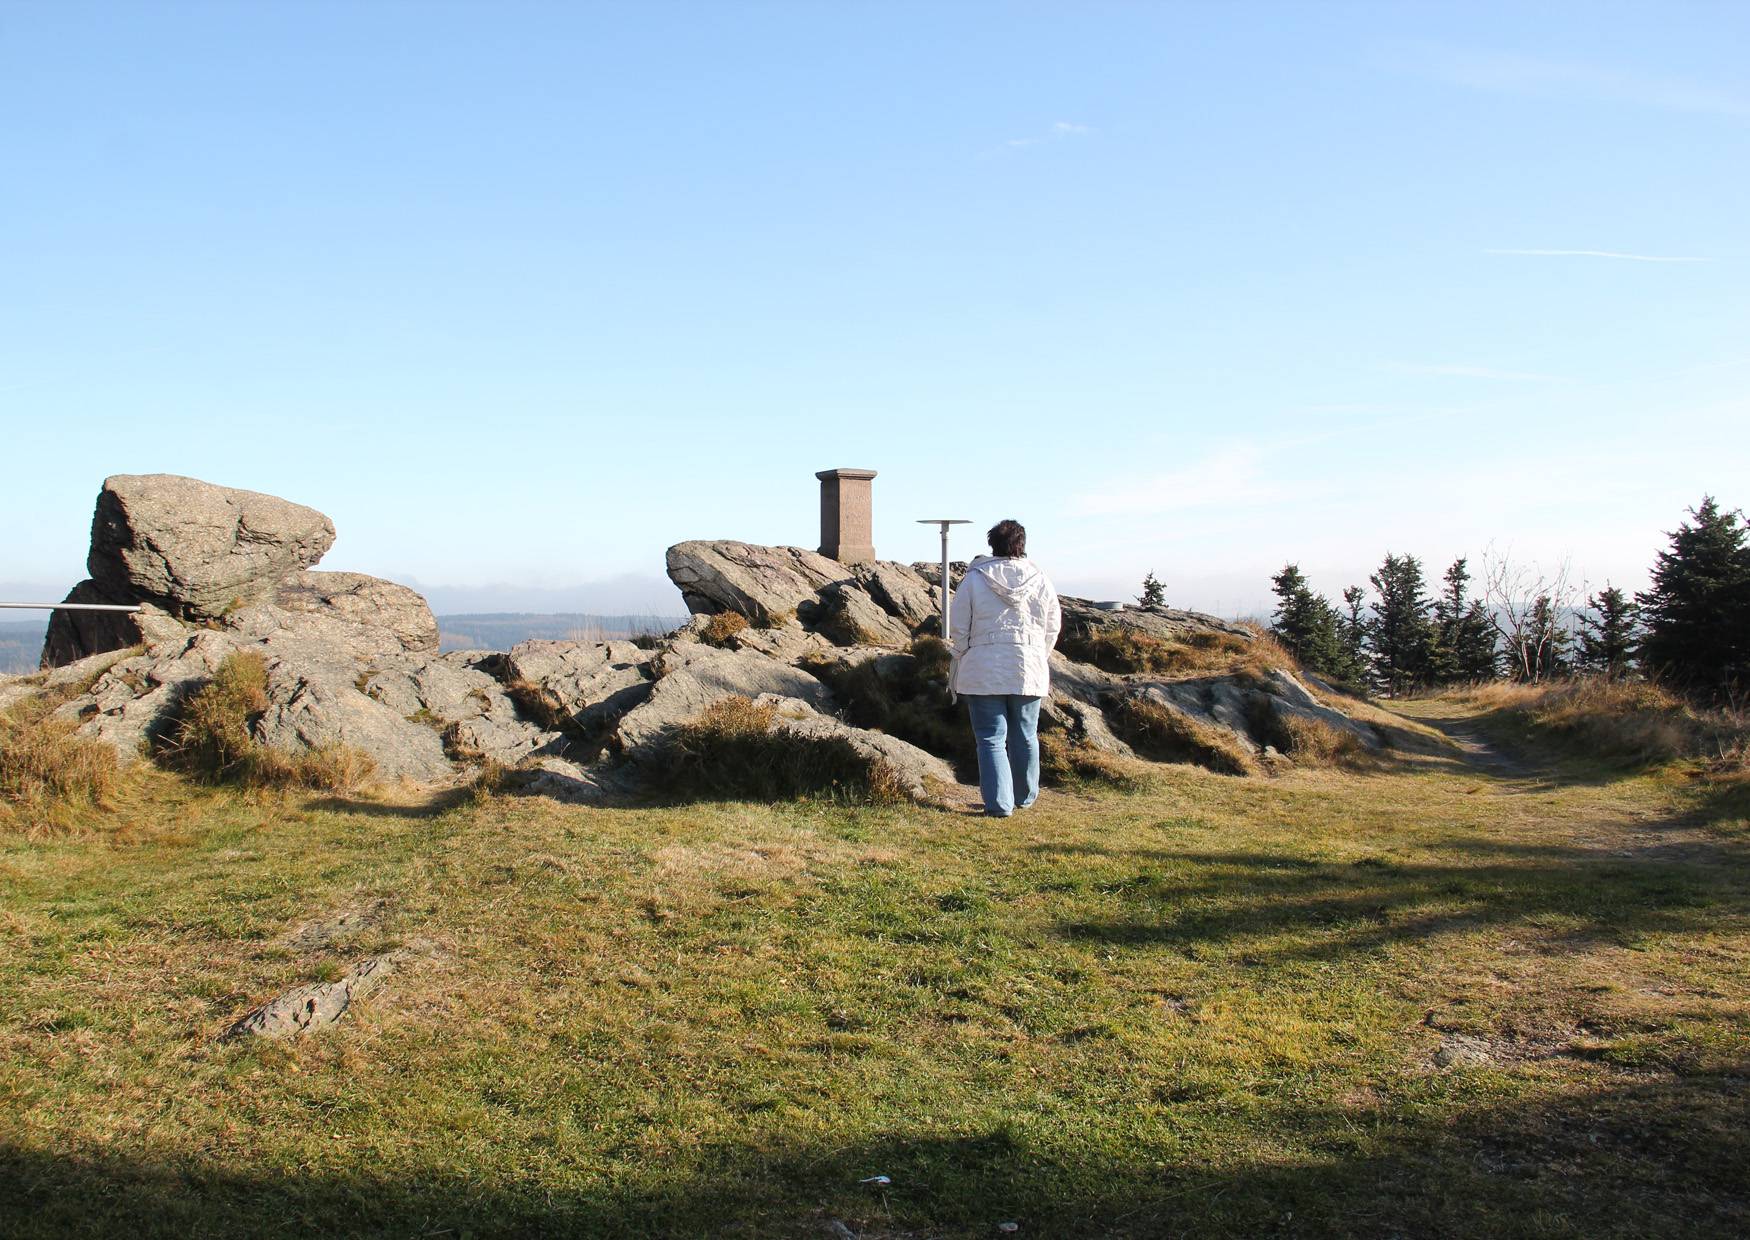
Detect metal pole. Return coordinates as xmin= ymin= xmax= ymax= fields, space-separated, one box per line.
xmin=0 ymin=602 xmax=142 ymax=612
xmin=916 ymin=519 xmax=970 ymax=641
xmin=940 ymin=525 xmax=951 ymax=641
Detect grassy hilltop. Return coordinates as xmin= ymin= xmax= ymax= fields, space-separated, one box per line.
xmin=2 ymin=691 xmax=1747 ymax=1238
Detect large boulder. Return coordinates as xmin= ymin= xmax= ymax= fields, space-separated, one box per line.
xmin=1059 ymin=597 xmax=1255 ymax=645
xmin=855 ymin=561 xmax=941 ymax=630
xmin=665 ymin=541 xmax=848 ymax=626
xmin=87 ymin=474 xmax=336 ymax=619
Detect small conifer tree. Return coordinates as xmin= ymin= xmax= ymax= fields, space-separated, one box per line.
xmin=1577 ymin=585 xmax=1640 ymax=677
xmin=1368 ymin=553 xmax=1435 ymax=696
xmin=1138 ymin=571 xmax=1165 ymax=608
xmin=1637 ymin=496 xmax=1750 ymax=700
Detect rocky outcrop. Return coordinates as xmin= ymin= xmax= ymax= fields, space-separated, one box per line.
xmin=1058 ymin=596 xmax=1255 ymax=645
xmin=18 ymin=477 xmax=1389 ymax=803
xmin=613 ymin=643 xmax=833 ymax=755
xmin=88 ymin=474 xmax=336 ymax=619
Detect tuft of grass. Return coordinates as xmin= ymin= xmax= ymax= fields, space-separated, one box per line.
xmin=665 ymin=695 xmax=905 ymax=805
xmin=1104 ymin=693 xmax=1259 ymax=776
xmin=1038 ymin=730 xmax=1144 ymax=789
xmin=1245 ymin=698 xmax=1373 ymax=770
xmin=699 ymin=611 xmax=751 ymax=647
xmin=163 ymin=652 xmax=376 ymax=791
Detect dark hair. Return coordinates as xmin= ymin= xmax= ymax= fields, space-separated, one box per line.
xmin=987 ymin=519 xmax=1026 ymax=558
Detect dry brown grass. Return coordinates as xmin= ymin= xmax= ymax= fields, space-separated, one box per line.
xmin=1278 ymin=713 xmax=1373 ymax=769
xmin=0 ymin=711 xmax=121 ymax=835
xmin=1103 ymin=693 xmax=1259 ymax=776
xmin=1456 ymin=677 xmax=1748 ymax=770
xmin=163 ymin=652 xmax=377 ymax=791
xmin=699 ymin=610 xmax=750 ymax=647
xmin=666 ymin=695 xmax=906 ymax=804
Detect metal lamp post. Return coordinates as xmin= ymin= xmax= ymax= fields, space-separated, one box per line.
xmin=916 ymin=519 xmax=970 ymax=640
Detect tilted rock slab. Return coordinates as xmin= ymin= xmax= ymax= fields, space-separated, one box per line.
xmin=222 ymin=947 xmax=412 ymax=1040
xmin=87 ymin=473 xmax=337 ymax=620
xmin=665 ymin=540 xmax=849 ymax=626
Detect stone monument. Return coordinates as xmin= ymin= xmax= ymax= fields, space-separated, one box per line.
xmin=816 ymin=467 xmax=877 ymax=565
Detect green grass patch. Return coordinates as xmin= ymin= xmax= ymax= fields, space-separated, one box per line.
xmin=2 ymin=698 xmax=1747 ymax=1237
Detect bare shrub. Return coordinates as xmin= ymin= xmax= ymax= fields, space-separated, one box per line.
xmin=666 ymin=695 xmax=905 ymax=804
xmin=1104 ymin=695 xmax=1258 ymax=776
xmin=699 ymin=611 xmax=750 ymax=648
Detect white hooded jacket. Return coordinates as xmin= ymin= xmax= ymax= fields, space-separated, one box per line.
xmin=948 ymin=555 xmax=1062 ymax=697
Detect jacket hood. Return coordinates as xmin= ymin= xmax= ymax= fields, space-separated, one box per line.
xmin=969 ymin=555 xmax=1050 ymax=607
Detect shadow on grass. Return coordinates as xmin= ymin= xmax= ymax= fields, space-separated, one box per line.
xmin=3 ymin=1065 xmax=1746 ymax=1238
xmin=1050 ymin=831 xmax=1749 ymax=962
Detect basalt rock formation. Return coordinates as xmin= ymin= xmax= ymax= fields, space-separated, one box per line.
xmin=11 ymin=476 xmax=1386 ymax=806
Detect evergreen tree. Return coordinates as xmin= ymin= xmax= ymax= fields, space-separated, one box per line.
xmin=1430 ymin=558 xmax=1477 ymax=684
xmin=1454 ymin=600 xmax=1499 ymax=682
xmin=1270 ymin=564 xmax=1334 ymax=664
xmin=1637 ymin=496 xmax=1750 ymax=700
xmin=1367 ymin=553 xmax=1435 ymax=696
xmin=1268 ymin=564 xmax=1367 ymax=688
xmin=1137 ymin=571 xmax=1165 ymax=608
xmin=1577 ymin=585 xmax=1640 ymax=677
xmin=1339 ymin=586 xmax=1369 ymax=685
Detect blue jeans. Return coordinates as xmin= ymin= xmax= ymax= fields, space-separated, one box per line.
xmin=964 ymin=694 xmax=1042 ymax=817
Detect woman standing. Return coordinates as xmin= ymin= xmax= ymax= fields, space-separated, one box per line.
xmin=948 ymin=519 xmax=1062 ymax=817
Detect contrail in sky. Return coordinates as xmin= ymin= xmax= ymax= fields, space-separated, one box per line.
xmin=1485 ymin=248 xmax=1709 ymax=263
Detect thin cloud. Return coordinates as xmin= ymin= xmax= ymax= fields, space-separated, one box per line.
xmin=1402 ymin=46 xmax=1750 ymax=118
xmin=1387 ymin=361 xmax=1568 ymax=382
xmin=1071 ymin=445 xmax=1315 ymax=517
xmin=1001 ymin=120 xmax=1095 ymax=150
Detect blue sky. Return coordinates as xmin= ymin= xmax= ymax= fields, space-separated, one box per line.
xmin=3 ymin=1 xmax=1745 ymax=616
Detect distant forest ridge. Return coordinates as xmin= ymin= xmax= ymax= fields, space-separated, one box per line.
xmin=0 ymin=614 xmax=687 ymax=674
xmin=0 ymin=620 xmax=42 ymax=675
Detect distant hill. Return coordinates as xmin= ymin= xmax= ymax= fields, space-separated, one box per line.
xmin=0 ymin=619 xmax=46 ymax=675
xmin=2 ymin=613 xmax=689 ymax=674
xmin=437 ymin=613 xmax=684 ymax=652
